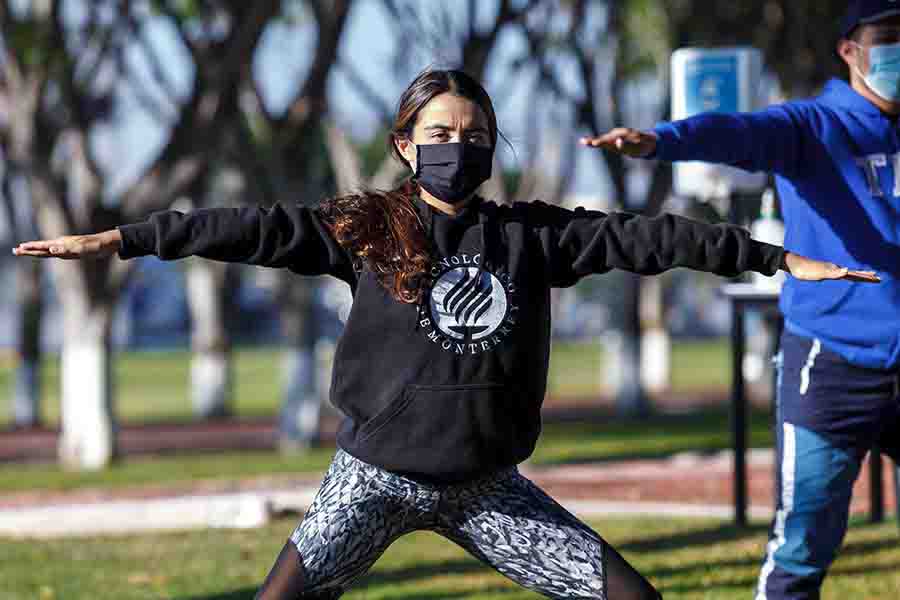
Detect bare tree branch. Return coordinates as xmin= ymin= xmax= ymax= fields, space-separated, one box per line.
xmin=280 ymin=0 xmax=352 ymax=131
xmin=122 ymin=4 xmax=183 ymax=110
xmin=370 ymin=155 xmax=406 ymax=191
xmin=323 ymin=120 xmax=364 ymax=193
xmin=338 ymin=59 xmax=394 ymax=125
xmin=122 ymin=0 xmax=279 ymax=219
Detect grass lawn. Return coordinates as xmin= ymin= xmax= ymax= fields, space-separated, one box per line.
xmin=0 ymin=339 xmax=734 ymax=426
xmin=0 ymin=337 xmax=762 ymax=496
xmin=0 ymin=347 xmax=287 ymax=426
xmin=1 ymin=516 xmax=897 ymax=599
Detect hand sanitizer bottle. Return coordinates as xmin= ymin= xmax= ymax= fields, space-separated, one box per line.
xmin=751 ymin=188 xmax=785 ymax=292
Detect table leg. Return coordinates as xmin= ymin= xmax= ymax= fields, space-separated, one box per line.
xmin=895 ymin=463 xmax=900 ymax=530
xmin=871 ymin=447 xmax=884 ymax=524
xmin=732 ymin=302 xmax=747 ymax=527
xmin=771 ymin=318 xmax=783 ymax=512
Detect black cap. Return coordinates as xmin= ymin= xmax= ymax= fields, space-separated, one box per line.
xmin=841 ymin=0 xmax=900 ymax=38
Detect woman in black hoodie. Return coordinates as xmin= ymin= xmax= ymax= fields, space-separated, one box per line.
xmin=15 ymin=70 xmax=872 ymax=600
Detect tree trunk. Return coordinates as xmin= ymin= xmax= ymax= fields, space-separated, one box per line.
xmin=615 ymin=273 xmax=652 ymax=416
xmin=620 ymin=162 xmax=674 ymax=410
xmin=639 ymin=274 xmax=670 ymax=393
xmin=13 ymin=257 xmax=43 ymax=427
xmin=639 ymin=162 xmax=675 ymax=396
xmin=185 ymin=258 xmax=234 ymax=419
xmin=57 ymin=296 xmax=116 ymax=470
xmin=277 ymin=276 xmax=320 ymax=450
xmin=31 ymin=178 xmax=119 ymax=470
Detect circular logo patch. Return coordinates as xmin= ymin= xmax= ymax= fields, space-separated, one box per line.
xmin=428 ymin=267 xmax=508 ymax=341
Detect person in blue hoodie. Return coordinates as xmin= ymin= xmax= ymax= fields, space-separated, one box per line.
xmin=584 ymin=2 xmax=900 ymax=598
xmin=16 ymin=69 xmax=865 ymax=599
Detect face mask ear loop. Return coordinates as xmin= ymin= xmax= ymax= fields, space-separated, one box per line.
xmin=413 ymin=142 xmax=421 ymax=180
xmin=849 ymin=40 xmax=869 ymax=82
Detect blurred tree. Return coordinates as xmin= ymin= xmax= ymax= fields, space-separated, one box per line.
xmin=662 ymin=0 xmax=846 ymax=97
xmin=513 ymin=0 xmax=848 ymax=415
xmin=235 ymin=0 xmax=849 ymax=431
xmin=109 ymin=1 xmax=352 ymax=427
xmin=337 ymin=1 xmax=635 ymax=412
xmin=0 ymin=0 xmax=277 ymax=468
xmin=229 ymin=0 xmax=354 ymax=451
xmin=141 ymin=1 xmax=283 ymax=421
xmin=515 ymin=0 xmax=672 ymax=415
xmin=0 ymin=157 xmax=44 ymax=427
xmin=1 ymin=0 xmax=135 ymax=466
xmin=334 ymin=0 xmax=574 ymax=204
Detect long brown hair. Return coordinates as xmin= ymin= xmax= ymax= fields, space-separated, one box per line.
xmin=316 ymin=69 xmax=499 ymax=303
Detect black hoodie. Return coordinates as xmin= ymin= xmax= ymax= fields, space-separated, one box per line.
xmin=118 ymin=196 xmax=784 ymax=483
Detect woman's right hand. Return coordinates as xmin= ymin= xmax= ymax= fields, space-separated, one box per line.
xmin=12 ymin=229 xmax=122 ymax=260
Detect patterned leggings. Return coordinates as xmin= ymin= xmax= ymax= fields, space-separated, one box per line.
xmin=255 ymin=449 xmax=661 ymax=599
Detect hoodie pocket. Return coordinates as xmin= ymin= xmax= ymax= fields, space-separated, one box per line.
xmin=356 ymin=383 xmax=538 ymax=479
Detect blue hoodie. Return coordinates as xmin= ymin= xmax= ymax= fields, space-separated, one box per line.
xmin=653 ymin=78 xmax=900 ymax=369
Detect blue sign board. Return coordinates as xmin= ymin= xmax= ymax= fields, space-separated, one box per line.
xmin=683 ymin=55 xmax=740 ymax=115
xmin=671 ymin=47 xmax=765 ymax=195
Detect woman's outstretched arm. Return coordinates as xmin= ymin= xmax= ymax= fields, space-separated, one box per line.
xmin=525 ymin=202 xmax=878 ymax=286
xmin=13 ymin=203 xmax=356 ymax=282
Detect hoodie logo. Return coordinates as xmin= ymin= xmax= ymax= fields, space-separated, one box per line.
xmin=418 ymin=253 xmax=519 ymax=355
xmin=435 ymin=267 xmax=504 ymax=340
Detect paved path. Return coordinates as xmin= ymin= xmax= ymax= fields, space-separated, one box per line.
xmin=0 ymin=392 xmax=731 ymax=463
xmin=1 ymin=396 xmax=897 ymax=537
xmin=0 ymin=448 xmax=896 ymax=538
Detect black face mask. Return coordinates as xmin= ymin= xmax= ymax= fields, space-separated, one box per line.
xmin=414 ymin=142 xmax=493 ymax=203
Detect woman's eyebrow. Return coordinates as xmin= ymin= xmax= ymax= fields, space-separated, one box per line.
xmin=423 ymin=124 xmax=489 ymax=134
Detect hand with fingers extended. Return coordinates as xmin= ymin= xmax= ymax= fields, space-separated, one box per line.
xmin=579 ymin=128 xmax=659 ymax=158
xmin=12 ymin=230 xmax=122 ymax=260
xmin=783 ymin=252 xmax=880 ymax=283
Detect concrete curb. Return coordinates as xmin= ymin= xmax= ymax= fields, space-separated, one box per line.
xmin=0 ymin=485 xmax=770 ymax=539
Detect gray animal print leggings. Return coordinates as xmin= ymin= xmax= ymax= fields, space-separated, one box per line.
xmin=255 ymin=449 xmax=661 ymax=599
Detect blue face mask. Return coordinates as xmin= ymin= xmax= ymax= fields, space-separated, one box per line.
xmin=855 ymin=41 xmax=900 ymax=103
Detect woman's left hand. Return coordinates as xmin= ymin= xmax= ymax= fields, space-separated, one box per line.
xmin=783 ymin=252 xmax=880 ymax=283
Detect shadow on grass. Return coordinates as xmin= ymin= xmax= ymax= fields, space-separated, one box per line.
xmin=181 ymin=590 xmax=256 ymax=600
xmin=183 ymin=585 xmax=528 ymax=600
xmin=180 ymin=525 xmax=898 ymax=600
xmin=180 ymin=558 xmax=508 ymax=600
xmin=658 ymin=560 xmax=900 ymax=596
xmin=660 ymin=576 xmax=758 ymax=595
xmin=646 ymin=555 xmax=763 ymax=579
xmin=532 ymin=407 xmax=774 ymax=467
xmin=832 ymin=561 xmax=900 ymax=577
xmin=841 ymin=532 xmax=900 ymax=556
xmin=642 ymin=521 xmax=900 ymax=595
xmin=361 ymin=556 xmax=488 ymax=587
xmin=364 ymin=584 xmax=527 ymax=599
xmin=618 ymin=522 xmax=768 ymax=554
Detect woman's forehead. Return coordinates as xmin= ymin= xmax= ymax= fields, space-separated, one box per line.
xmin=415 ymin=93 xmax=489 ymax=129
